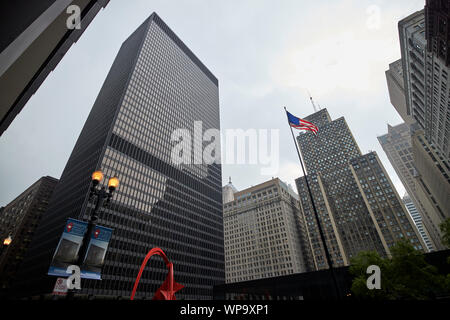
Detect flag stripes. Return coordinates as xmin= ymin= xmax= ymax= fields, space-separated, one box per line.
xmin=286 ymin=110 xmax=319 ymax=135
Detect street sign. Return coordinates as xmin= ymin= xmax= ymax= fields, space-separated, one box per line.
xmin=52 ymin=278 xmax=68 ymax=296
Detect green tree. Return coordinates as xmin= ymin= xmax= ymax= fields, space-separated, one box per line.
xmin=439 ymin=218 xmax=450 ymax=248
xmin=349 ymin=250 xmax=388 ymax=300
xmin=349 ymin=240 xmax=447 ymax=300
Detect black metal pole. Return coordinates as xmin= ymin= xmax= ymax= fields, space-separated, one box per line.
xmin=66 ymin=187 xmax=107 ymax=299
xmin=284 ymin=107 xmax=340 ymax=299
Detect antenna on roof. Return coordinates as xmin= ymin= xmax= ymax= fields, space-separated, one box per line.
xmin=307 ymin=90 xmax=320 ymax=112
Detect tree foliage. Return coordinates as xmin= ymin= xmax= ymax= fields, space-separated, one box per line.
xmin=349 ymin=240 xmax=449 ymax=300
xmin=439 ymin=218 xmax=450 ymax=248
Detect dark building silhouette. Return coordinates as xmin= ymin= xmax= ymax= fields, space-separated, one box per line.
xmin=15 ymin=12 xmax=223 ymax=300
xmin=0 ymin=176 xmax=58 ymax=293
xmin=0 ymin=0 xmax=109 ymax=136
xmin=425 ymin=0 xmax=450 ymax=67
xmin=214 ymin=249 xmax=450 ymax=300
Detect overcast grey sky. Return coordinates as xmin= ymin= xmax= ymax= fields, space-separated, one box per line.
xmin=0 ymin=0 xmax=425 ymax=206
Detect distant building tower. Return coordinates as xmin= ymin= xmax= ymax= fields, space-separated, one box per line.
xmin=295 ymin=109 xmax=425 ymax=271
xmin=223 ymin=178 xmax=311 ymax=283
xmin=403 ymin=193 xmax=434 ymax=252
xmin=222 ymin=177 xmax=238 ymax=204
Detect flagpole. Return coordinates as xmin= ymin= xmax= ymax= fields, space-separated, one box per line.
xmin=284 ymin=106 xmax=340 ymax=299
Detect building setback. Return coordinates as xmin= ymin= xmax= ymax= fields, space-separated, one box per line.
xmin=385 ymin=60 xmax=414 ymax=125
xmin=295 ymin=109 xmax=425 ymax=271
xmin=223 ymin=178 xmax=310 ymax=283
xmin=0 ymin=176 xmax=58 ymax=292
xmin=14 ymin=12 xmax=223 ymax=300
xmin=0 ymin=0 xmax=109 ymax=136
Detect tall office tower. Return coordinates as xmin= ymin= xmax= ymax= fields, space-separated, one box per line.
xmin=295 ymin=109 xmax=425 ymax=271
xmin=425 ymin=0 xmax=450 ymax=67
xmin=399 ymin=10 xmax=450 ymax=161
xmin=15 ymin=13 xmax=223 ymax=299
xmin=377 ymin=123 xmax=439 ymax=250
xmin=403 ymin=194 xmax=434 ymax=252
xmin=0 ymin=0 xmax=109 ymax=136
xmin=385 ymin=60 xmax=415 ymax=125
xmin=223 ymin=178 xmax=311 ymax=283
xmin=0 ymin=176 xmax=58 ymax=292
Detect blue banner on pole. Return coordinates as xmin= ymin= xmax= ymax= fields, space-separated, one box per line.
xmin=81 ymin=225 xmax=113 ymax=280
xmin=47 ymin=219 xmax=113 ymax=280
xmin=47 ymin=218 xmax=88 ymax=278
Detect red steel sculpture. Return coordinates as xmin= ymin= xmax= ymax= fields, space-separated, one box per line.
xmin=130 ymin=247 xmax=184 ymax=300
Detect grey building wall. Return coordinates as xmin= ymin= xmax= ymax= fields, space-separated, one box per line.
xmin=377 ymin=122 xmax=437 ymax=251
xmin=399 ymin=9 xmax=450 ymax=161
xmin=385 ymin=59 xmax=414 ymax=125
xmin=411 ymin=125 xmax=450 ymax=249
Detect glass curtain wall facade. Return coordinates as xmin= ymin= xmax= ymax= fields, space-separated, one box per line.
xmin=15 ymin=13 xmax=223 ymax=300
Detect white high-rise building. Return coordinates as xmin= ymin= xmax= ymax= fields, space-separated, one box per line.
xmin=223 ymin=178 xmax=310 ymax=283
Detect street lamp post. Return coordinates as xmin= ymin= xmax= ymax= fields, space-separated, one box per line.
xmin=67 ymin=170 xmax=119 ymax=299
xmin=2 ymin=235 xmax=12 ymax=247
xmin=0 ymin=235 xmax=12 ymax=259
xmin=0 ymin=235 xmax=12 ymax=296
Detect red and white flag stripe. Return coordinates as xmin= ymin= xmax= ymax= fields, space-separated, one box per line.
xmin=290 ymin=123 xmax=318 ymax=135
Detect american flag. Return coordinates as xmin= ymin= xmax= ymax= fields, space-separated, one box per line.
xmin=286 ymin=110 xmax=318 ymax=135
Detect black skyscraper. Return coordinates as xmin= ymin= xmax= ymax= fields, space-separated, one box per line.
xmin=16 ymin=13 xmax=223 ymax=300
